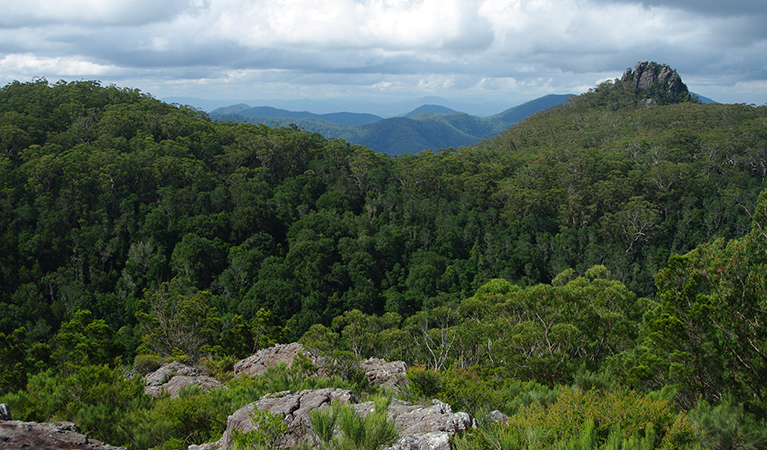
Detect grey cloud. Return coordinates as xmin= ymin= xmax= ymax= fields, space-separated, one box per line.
xmin=592 ymin=0 xmax=766 ymax=17
xmin=0 ymin=0 xmax=197 ymax=28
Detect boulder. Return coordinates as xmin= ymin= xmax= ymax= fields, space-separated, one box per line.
xmin=192 ymin=389 xmax=475 ymax=450
xmin=144 ymin=361 xmax=223 ymax=399
xmin=487 ymin=409 xmax=509 ymax=425
xmin=385 ymin=432 xmax=451 ymax=450
xmin=162 ymin=375 xmax=224 ymax=399
xmin=358 ymin=358 xmax=408 ymax=392
xmin=233 ymin=343 xmax=319 ymax=378
xmin=0 ymin=420 xmax=124 ymax=449
xmin=357 ymin=398 xmax=476 ymax=437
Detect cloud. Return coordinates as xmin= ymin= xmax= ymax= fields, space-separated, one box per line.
xmin=591 ymin=0 xmax=767 ymax=17
xmin=0 ymin=53 xmax=118 ymax=77
xmin=0 ymin=0 xmax=764 ymax=105
xmin=0 ymin=0 xmax=198 ymax=27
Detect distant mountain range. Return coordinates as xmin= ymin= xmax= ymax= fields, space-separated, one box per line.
xmin=209 ymin=94 xmax=573 ymax=155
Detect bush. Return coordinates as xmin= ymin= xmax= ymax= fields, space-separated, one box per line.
xmin=405 ymin=365 xmax=442 ymax=400
xmin=232 ymin=408 xmax=289 ymax=450
xmin=336 ymin=395 xmax=398 ymax=450
xmin=133 ymin=353 xmax=164 ymax=375
xmin=309 ymin=403 xmax=340 ymax=446
xmin=690 ymin=396 xmax=767 ymax=450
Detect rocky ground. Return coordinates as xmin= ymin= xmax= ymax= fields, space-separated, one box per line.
xmin=190 ymin=388 xmax=476 ymax=450
xmin=0 ymin=419 xmax=125 ymax=450
xmin=0 ymin=343 xmax=473 ymax=450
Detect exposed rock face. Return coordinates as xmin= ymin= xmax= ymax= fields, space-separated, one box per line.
xmin=162 ymin=374 xmax=225 ymax=399
xmin=358 ymin=358 xmax=408 ymax=393
xmin=233 ymin=343 xmax=320 ymax=378
xmin=191 ymin=388 xmax=357 ymax=450
xmin=354 ymin=399 xmax=476 ymax=438
xmin=620 ymin=60 xmax=690 ymax=107
xmin=144 ymin=361 xmax=223 ymax=399
xmin=0 ymin=420 xmax=125 ymax=449
xmin=191 ymin=389 xmax=475 ymax=450
xmin=386 ymin=432 xmax=451 ymax=450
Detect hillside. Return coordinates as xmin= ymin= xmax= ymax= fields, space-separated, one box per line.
xmin=1 ymin=63 xmax=767 ymax=449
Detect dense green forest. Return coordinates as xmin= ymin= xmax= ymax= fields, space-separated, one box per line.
xmin=1 ymin=64 xmax=767 ymax=449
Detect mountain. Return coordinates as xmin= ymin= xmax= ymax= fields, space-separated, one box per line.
xmin=693 ymin=93 xmax=717 ymax=104
xmin=209 ymin=94 xmax=573 ymax=155
xmin=403 ymin=104 xmax=457 ymax=117
xmin=487 ymin=94 xmax=573 ymax=123
xmin=210 ymin=105 xmax=382 ymax=126
xmin=165 ymin=95 xmax=513 ymax=116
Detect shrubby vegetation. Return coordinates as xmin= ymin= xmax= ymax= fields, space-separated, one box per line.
xmin=1 ymin=69 xmax=767 ymax=449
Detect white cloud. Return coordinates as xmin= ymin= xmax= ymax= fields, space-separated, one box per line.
xmin=0 ymin=53 xmax=117 ymax=80
xmin=0 ymin=0 xmax=764 ymax=105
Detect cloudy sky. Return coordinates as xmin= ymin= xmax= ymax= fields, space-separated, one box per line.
xmin=1 ymin=0 xmax=765 ymax=111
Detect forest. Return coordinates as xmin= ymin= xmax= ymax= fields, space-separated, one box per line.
xmin=1 ymin=64 xmax=767 ymax=449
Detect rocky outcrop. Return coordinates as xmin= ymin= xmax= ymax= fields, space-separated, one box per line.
xmin=620 ymin=60 xmax=691 ymax=107
xmin=190 ymin=388 xmax=357 ymax=450
xmin=233 ymin=343 xmax=322 ymax=378
xmin=144 ymin=361 xmax=223 ymax=399
xmin=487 ymin=410 xmax=509 ymax=425
xmin=380 ymin=399 xmax=476 ymax=437
xmin=233 ymin=344 xmax=409 ymax=393
xmin=191 ymin=389 xmax=475 ymax=450
xmin=0 ymin=420 xmax=125 ymax=449
xmin=358 ymin=358 xmax=408 ymax=393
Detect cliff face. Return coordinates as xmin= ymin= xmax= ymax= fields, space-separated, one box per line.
xmin=621 ymin=60 xmax=692 ymax=107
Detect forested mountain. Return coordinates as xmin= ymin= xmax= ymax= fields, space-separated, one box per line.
xmin=2 ymin=62 xmax=767 ymax=449
xmin=208 ymin=94 xmax=573 ymax=155
xmin=210 ymin=104 xmax=383 ymax=126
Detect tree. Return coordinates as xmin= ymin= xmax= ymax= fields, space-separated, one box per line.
xmin=53 ymin=310 xmax=117 ymax=370
xmin=623 ymin=189 xmax=767 ymax=408
xmin=135 ymin=280 xmax=222 ymax=361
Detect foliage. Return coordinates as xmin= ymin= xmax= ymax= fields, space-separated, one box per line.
xmin=233 ymin=408 xmax=289 ymax=450
xmin=310 ymin=402 xmax=340 ymax=446
xmin=135 ymin=280 xmax=222 ymax=361
xmin=689 ymin=396 xmax=767 ymax=450
xmin=336 ymin=395 xmax=399 ymax=450
xmin=620 ymin=189 xmax=767 ymax=409
xmin=0 ymin=365 xmax=152 ymax=446
xmin=2 ymin=76 xmax=767 ymax=450
xmin=455 ymin=387 xmax=699 ymax=450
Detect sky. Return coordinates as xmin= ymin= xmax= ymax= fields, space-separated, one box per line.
xmin=1 ymin=0 xmax=766 ymax=112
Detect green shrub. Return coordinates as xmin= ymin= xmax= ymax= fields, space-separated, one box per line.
xmin=690 ymin=396 xmax=767 ymax=450
xmin=232 ymin=408 xmax=289 ymax=450
xmin=336 ymin=395 xmax=398 ymax=450
xmin=405 ymin=365 xmax=443 ymax=400
xmin=133 ymin=353 xmax=164 ymax=375
xmin=309 ymin=403 xmax=339 ymax=446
